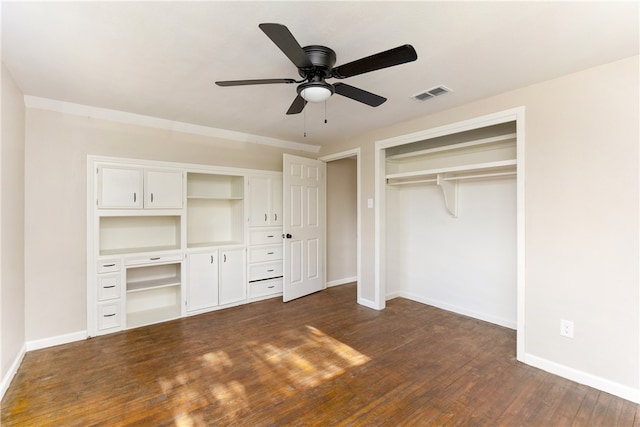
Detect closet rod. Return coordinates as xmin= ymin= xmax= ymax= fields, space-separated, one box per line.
xmin=386 ymin=170 xmax=515 ymax=186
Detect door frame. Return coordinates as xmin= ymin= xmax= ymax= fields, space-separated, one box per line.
xmin=319 ymin=148 xmax=361 ymax=303
xmin=374 ymin=107 xmax=525 ymax=361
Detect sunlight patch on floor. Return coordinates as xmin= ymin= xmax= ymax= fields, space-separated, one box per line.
xmin=248 ymin=325 xmax=371 ymax=392
xmin=158 ymin=325 xmax=369 ymax=426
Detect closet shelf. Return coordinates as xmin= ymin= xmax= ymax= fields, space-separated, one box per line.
xmin=386 ymin=133 xmax=517 ymax=161
xmin=386 ymin=159 xmax=516 ymax=184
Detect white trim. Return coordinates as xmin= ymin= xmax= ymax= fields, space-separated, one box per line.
xmin=392 ymin=291 xmax=517 ymax=330
xmin=524 ymin=353 xmax=640 ymax=404
xmin=326 ymin=277 xmax=357 ymax=287
xmin=0 ymin=343 xmax=26 ymax=400
xmin=357 ymin=297 xmax=379 ymax=310
xmin=25 ymin=330 xmax=87 ymax=352
xmin=319 ymin=148 xmax=362 ymax=305
xmin=24 ymin=95 xmax=320 ymax=154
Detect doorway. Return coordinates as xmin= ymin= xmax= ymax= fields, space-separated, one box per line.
xmin=320 ymin=149 xmax=361 ymax=301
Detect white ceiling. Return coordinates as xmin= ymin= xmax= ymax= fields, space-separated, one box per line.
xmin=2 ymin=1 xmax=638 ymax=147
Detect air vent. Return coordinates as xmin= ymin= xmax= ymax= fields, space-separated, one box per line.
xmin=411 ymin=85 xmax=452 ymax=101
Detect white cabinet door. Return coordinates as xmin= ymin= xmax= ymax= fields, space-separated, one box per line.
xmin=219 ymin=248 xmax=246 ymax=305
xmin=145 ymin=169 xmax=183 ymax=209
xmin=249 ymin=176 xmax=270 ymax=226
xmin=271 ymin=177 xmax=282 ymax=226
xmin=249 ymin=176 xmax=282 ymax=226
xmin=187 ymin=251 xmax=218 ymax=311
xmin=98 ymin=166 xmax=143 ymax=208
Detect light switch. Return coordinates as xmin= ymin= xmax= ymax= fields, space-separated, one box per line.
xmin=367 ymin=198 xmax=374 ymax=209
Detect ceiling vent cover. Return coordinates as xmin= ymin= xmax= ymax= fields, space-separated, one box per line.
xmin=412 ymin=85 xmax=451 ymax=101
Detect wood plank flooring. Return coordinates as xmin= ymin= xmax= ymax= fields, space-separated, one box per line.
xmin=2 ymin=284 xmax=639 ymax=426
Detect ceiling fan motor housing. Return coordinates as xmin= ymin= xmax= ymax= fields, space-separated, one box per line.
xmin=299 ymin=45 xmax=337 ymax=80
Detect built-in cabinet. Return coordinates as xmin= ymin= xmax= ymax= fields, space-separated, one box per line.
xmin=98 ymin=166 xmax=183 ymax=209
xmin=88 ymin=158 xmax=283 ymax=337
xmin=247 ymin=175 xmax=284 ymax=300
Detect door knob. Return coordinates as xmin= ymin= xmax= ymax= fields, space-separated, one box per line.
xmin=283 ymin=233 xmax=292 ymax=239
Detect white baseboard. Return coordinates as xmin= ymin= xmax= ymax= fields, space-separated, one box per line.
xmin=1 ymin=343 xmax=26 ymax=400
xmin=392 ymin=291 xmax=517 ymax=330
xmin=385 ymin=291 xmax=402 ymax=300
xmin=357 ymin=297 xmax=383 ymax=310
xmin=523 ymin=353 xmax=640 ymax=404
xmin=326 ymin=277 xmax=357 ymax=288
xmin=26 ymin=330 xmax=87 ymax=352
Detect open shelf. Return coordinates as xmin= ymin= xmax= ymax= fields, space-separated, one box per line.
xmin=187 ymin=173 xmax=244 ymax=199
xmin=126 ymin=305 xmax=182 ymax=329
xmin=187 ymin=198 xmax=244 ymax=248
xmin=99 ymin=216 xmax=181 ymax=256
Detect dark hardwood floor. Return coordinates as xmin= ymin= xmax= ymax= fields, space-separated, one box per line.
xmin=2 ymin=283 xmax=639 ymax=426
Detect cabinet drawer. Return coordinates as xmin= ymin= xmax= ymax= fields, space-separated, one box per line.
xmin=98 ymin=302 xmax=121 ymax=330
xmin=249 ymin=279 xmax=283 ymax=299
xmin=249 ymin=229 xmax=282 ymax=246
xmin=98 ymin=274 xmax=121 ymax=301
xmin=248 ymin=245 xmax=283 ymax=263
xmin=97 ymin=259 xmax=121 ymax=273
xmin=249 ymin=262 xmax=283 ymax=282
xmin=125 ymin=253 xmax=182 ymax=267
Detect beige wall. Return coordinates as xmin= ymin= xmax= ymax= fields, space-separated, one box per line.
xmin=320 ymin=56 xmax=639 ymax=391
xmin=23 ymin=109 xmax=315 ymax=341
xmin=326 ymin=158 xmax=357 ymax=284
xmin=1 ymin=63 xmax=26 ymax=384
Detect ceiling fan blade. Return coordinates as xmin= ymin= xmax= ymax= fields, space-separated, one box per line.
xmin=332 ymin=44 xmax=417 ymax=79
xmin=286 ymin=95 xmax=307 ymax=115
xmin=333 ymin=83 xmax=386 ymax=107
xmin=215 ymin=78 xmax=296 ymax=87
xmin=259 ymin=23 xmax=313 ymax=69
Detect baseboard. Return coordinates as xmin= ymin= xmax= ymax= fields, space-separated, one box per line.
xmin=393 ymin=291 xmax=517 ymax=330
xmin=326 ymin=277 xmax=357 ymax=287
xmin=26 ymin=330 xmax=87 ymax=352
xmin=523 ymin=353 xmax=640 ymax=404
xmin=386 ymin=291 xmax=402 ymax=300
xmin=357 ymin=297 xmax=382 ymax=310
xmin=1 ymin=343 xmax=26 ymax=400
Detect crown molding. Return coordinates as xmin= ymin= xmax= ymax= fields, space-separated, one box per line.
xmin=23 ymin=96 xmax=320 ymax=154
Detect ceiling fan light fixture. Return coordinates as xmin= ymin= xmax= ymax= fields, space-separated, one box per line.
xmin=298 ymin=81 xmax=334 ymax=102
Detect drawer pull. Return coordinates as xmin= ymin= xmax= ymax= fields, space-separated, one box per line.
xmin=150 ymin=257 xmax=161 ymax=261
xmin=104 ymin=285 xmax=116 ymax=289
xmin=104 ymin=313 xmax=116 ymax=317
xmin=268 ymin=285 xmax=275 ymax=289
xmin=103 ymin=263 xmax=116 ymax=267
xmin=267 ymin=252 xmax=274 ymax=255
xmin=267 ymin=269 xmax=274 ymax=272
xmin=267 ymin=235 xmax=274 ymax=238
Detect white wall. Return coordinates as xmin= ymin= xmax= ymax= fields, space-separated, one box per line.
xmin=23 ymin=108 xmax=314 ymax=342
xmin=320 ymin=56 xmax=640 ymax=398
xmin=1 ymin=63 xmax=26 ymax=396
xmin=388 ymin=178 xmax=517 ymax=328
xmin=326 ymin=158 xmax=357 ymax=285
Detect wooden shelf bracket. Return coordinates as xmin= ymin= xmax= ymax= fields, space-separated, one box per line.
xmin=437 ymin=173 xmax=458 ymax=218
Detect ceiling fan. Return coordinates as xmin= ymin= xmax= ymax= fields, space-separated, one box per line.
xmin=215 ymin=23 xmax=418 ymax=115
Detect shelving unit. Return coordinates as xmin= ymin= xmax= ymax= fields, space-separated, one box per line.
xmin=88 ymin=157 xmax=282 ymax=337
xmin=125 ymin=261 xmax=182 ymax=328
xmin=386 ymin=132 xmax=517 ymax=217
xmin=99 ymin=216 xmax=181 ymax=255
xmin=186 ymin=173 xmax=244 ymax=247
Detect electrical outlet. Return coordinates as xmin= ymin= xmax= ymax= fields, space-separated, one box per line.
xmin=560 ymin=319 xmax=574 ymax=338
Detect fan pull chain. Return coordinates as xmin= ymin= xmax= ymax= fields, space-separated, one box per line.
xmin=303 ymin=106 xmax=307 ymax=137
xmin=324 ymin=101 xmax=328 ymax=124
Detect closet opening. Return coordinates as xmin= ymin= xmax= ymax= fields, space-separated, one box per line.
xmin=375 ymin=108 xmax=525 ymax=360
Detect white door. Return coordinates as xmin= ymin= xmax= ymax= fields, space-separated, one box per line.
xmin=186 ymin=251 xmax=218 ymax=311
xmin=283 ymin=154 xmax=325 ymax=302
xmin=219 ymin=248 xmax=246 ymax=305
xmin=248 ymin=176 xmax=270 ymax=226
xmin=98 ymin=166 xmax=143 ymax=208
xmin=144 ymin=169 xmax=183 ymax=209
